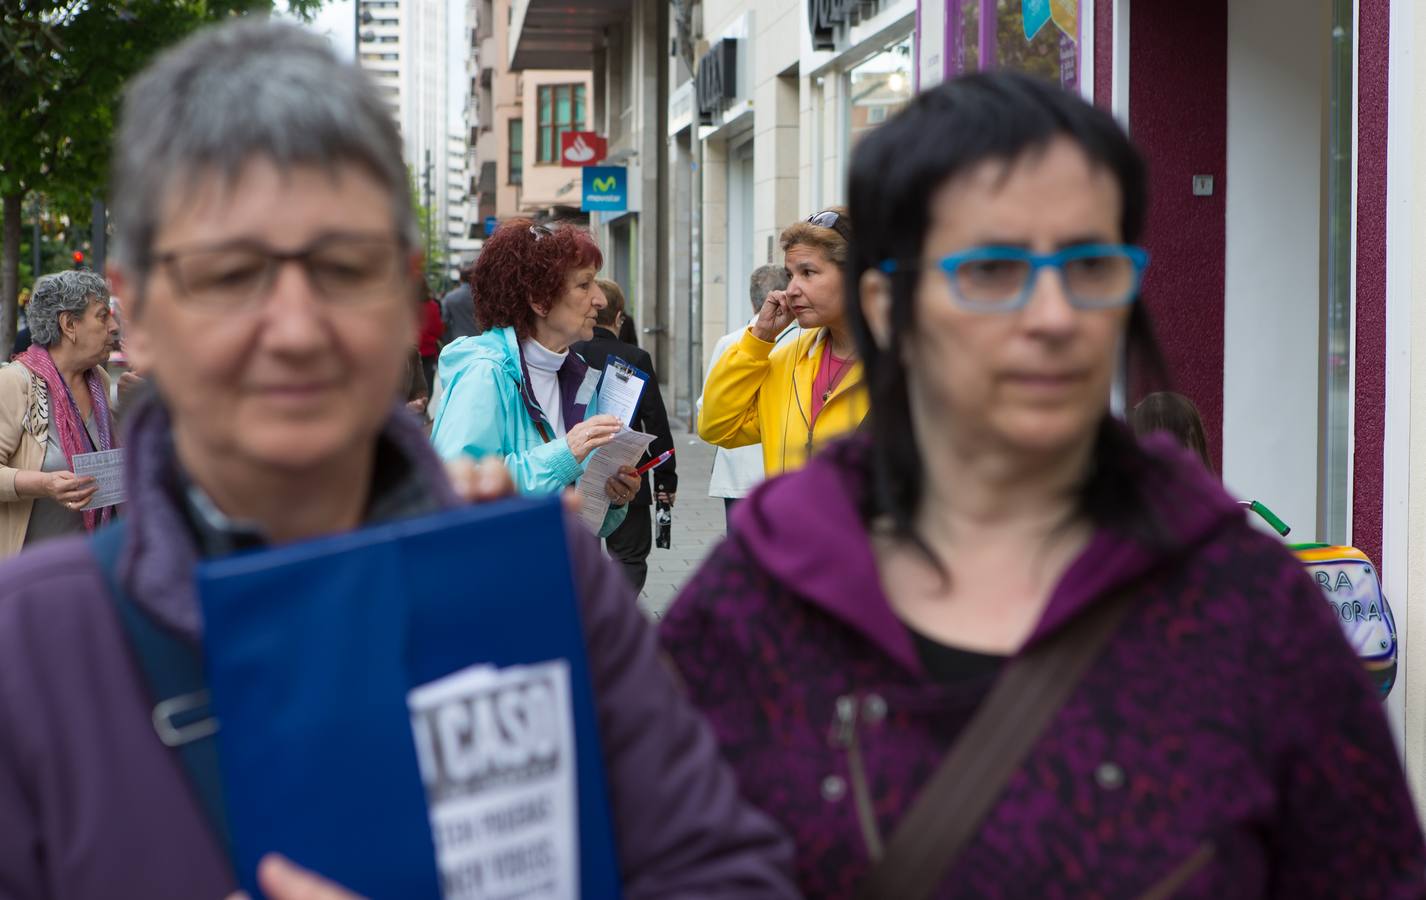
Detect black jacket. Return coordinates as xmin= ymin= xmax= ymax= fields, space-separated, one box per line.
xmin=572 ymin=327 xmax=677 ymax=506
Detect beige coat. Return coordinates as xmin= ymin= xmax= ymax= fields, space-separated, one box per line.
xmin=0 ymin=361 xmax=111 ymax=558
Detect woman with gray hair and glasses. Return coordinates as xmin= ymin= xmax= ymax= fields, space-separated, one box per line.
xmin=0 ymin=269 xmax=120 ymax=556
xmin=0 ymin=19 xmax=794 ymax=900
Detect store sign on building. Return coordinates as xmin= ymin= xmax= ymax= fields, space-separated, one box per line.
xmin=581 ymin=166 xmax=628 ymax=212
xmin=696 ymin=39 xmax=738 ymax=124
xmin=808 ymin=0 xmax=888 ymax=51
xmin=560 ymin=131 xmax=608 ymax=167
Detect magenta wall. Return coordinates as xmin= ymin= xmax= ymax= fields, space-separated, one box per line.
xmin=1128 ymin=2 xmax=1229 ymax=472
xmin=1094 ymin=0 xmax=1112 ymax=110
xmin=1354 ymin=0 xmax=1389 ymax=566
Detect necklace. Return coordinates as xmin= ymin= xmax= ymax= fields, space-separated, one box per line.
xmin=820 ymin=348 xmax=856 ymax=403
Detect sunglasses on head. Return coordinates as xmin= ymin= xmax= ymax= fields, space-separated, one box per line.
xmin=807 ymin=210 xmax=851 ymax=243
xmin=528 ymin=223 xmax=553 ymax=241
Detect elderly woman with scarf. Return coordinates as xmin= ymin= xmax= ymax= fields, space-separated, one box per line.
xmin=0 ymin=270 xmax=119 ymax=556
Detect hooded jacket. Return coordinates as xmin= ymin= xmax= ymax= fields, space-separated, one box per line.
xmin=697 ymin=327 xmax=868 ymax=476
xmin=660 ymin=433 xmax=1425 ymax=898
xmin=0 ymin=396 xmax=798 ymax=899
xmin=431 ymin=326 xmax=626 ymax=537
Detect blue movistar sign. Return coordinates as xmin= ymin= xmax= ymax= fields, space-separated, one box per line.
xmin=581 ymin=166 xmax=627 ymax=213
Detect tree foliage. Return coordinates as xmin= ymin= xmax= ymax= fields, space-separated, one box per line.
xmin=0 ymin=0 xmax=328 ymax=352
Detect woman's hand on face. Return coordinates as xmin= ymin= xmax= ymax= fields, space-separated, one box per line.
xmin=750 ymin=290 xmax=795 ymax=343
xmin=565 ymin=414 xmax=623 ymax=463
xmin=225 ymin=854 xmax=364 ymax=900
xmin=604 ymin=466 xmax=641 ymax=506
xmin=45 ymin=471 xmax=98 ymax=510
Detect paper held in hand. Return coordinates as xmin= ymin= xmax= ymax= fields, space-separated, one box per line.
xmin=597 ymin=356 xmax=648 ymax=428
xmin=71 ymin=449 xmax=125 ymax=510
xmin=576 ymin=429 xmax=655 ymax=533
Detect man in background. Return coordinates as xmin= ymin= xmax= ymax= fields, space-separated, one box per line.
xmin=699 ymin=265 xmax=795 ymax=526
xmin=439 ymin=279 xmax=479 ymax=343
xmin=573 ymin=278 xmax=677 ymax=593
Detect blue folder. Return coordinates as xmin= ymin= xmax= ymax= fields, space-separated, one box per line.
xmin=195 ymin=496 xmax=622 ymax=899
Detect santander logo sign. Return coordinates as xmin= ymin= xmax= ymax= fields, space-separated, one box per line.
xmin=560 ymin=131 xmax=608 ymax=167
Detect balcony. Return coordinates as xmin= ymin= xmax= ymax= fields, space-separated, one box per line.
xmin=508 ymin=0 xmax=631 ymax=70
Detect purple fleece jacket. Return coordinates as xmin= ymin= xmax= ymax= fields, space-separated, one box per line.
xmin=661 ymin=433 xmax=1426 ymax=898
xmin=0 ymin=398 xmax=797 ymax=899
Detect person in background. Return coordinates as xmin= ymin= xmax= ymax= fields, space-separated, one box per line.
xmin=417 ymin=292 xmax=442 ymax=391
xmin=701 ymin=264 xmax=794 ymax=526
xmin=0 ymin=270 xmax=119 ymax=557
xmin=439 ymin=277 xmax=479 ymax=343
xmin=699 ymin=208 xmax=869 ymax=476
xmin=619 ymin=310 xmax=639 ymax=347
xmin=662 ymin=71 xmax=1423 ymax=896
xmin=0 ymin=22 xmax=797 ymax=898
xmin=1129 ymin=390 xmax=1214 ymax=473
xmin=430 ymin=219 xmax=639 ymax=538
xmin=404 ymin=346 xmax=430 ymax=422
xmin=10 ymin=290 xmax=31 ymax=358
xmin=572 ymin=278 xmax=677 ymax=593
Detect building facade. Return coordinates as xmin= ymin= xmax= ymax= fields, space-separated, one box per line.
xmin=468 ymin=0 xmax=595 ymax=226
xmin=357 ymin=0 xmax=460 ymax=284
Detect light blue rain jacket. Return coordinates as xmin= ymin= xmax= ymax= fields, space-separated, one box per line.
xmin=431 ymin=326 xmax=627 ymax=537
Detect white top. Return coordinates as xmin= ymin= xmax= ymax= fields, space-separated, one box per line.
xmin=699 ymin=321 xmax=799 ymax=499
xmin=521 ymin=337 xmax=569 ymax=438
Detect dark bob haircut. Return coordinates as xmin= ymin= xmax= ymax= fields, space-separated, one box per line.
xmin=469 ymin=218 xmax=603 ymax=339
xmin=844 ymin=70 xmax=1171 ymax=557
xmin=1130 ymin=392 xmax=1214 ymax=474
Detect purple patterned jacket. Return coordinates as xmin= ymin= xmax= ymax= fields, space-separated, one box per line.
xmin=661 ymin=434 xmax=1426 ymax=898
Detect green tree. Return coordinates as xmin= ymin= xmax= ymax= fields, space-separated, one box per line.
xmin=0 ymin=0 xmax=327 ymax=353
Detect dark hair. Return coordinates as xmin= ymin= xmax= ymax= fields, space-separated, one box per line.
xmin=1130 ymin=392 xmax=1213 ymax=473
xmin=468 ymin=218 xmax=602 ymax=338
xmin=619 ymin=313 xmax=639 ymax=347
xmin=845 ymin=71 xmax=1170 ymax=560
xmin=594 ymin=277 xmax=624 ymax=326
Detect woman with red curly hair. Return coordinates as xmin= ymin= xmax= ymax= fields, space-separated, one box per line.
xmin=430 ymin=219 xmax=640 ymax=536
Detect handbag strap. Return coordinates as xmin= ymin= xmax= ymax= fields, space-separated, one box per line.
xmin=856 ymin=584 xmax=1138 ymax=900
xmin=90 ymin=523 xmax=235 ymax=867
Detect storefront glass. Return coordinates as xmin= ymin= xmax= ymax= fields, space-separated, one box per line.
xmin=951 ymin=0 xmax=1081 ymax=88
xmin=1321 ymin=0 xmax=1352 ymax=543
xmin=846 ymin=35 xmax=915 ymax=151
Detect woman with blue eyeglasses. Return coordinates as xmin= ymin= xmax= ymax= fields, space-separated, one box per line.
xmin=662 ymin=71 xmax=1422 ymax=898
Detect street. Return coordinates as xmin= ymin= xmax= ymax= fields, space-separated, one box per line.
xmin=636 ymin=430 xmax=726 ymax=620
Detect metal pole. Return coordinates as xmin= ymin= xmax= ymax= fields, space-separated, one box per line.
xmin=424 ymin=149 xmax=434 ymax=286
xmin=30 ymin=199 xmax=40 ymax=280
xmin=978 ymin=0 xmax=996 ymax=69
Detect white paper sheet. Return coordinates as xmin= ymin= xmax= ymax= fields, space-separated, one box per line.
xmin=70 ymin=448 xmax=125 ymax=510
xmin=596 ymin=357 xmax=647 ymax=428
xmin=576 ymin=428 xmax=655 ymax=533
xmin=409 ymin=659 xmax=579 ymax=900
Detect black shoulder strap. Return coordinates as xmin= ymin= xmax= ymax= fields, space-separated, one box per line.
xmin=90 ymin=524 xmax=234 ymax=866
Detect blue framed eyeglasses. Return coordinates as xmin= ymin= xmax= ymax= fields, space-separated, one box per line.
xmin=878 ymin=243 xmax=1149 ymax=313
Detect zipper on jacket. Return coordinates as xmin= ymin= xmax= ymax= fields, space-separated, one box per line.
xmin=1136 ymin=841 xmax=1215 ymax=900
xmin=830 ymin=693 xmax=885 ymax=861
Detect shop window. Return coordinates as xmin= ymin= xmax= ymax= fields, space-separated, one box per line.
xmin=537 ymin=84 xmax=586 ymax=164
xmin=508 ymin=118 xmax=523 ymax=185
xmin=1320 ymin=0 xmax=1352 ymax=542
xmin=846 ymin=35 xmax=914 ymax=151
xmin=953 ymin=0 xmax=1081 ymax=89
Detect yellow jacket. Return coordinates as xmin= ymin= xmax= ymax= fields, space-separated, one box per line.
xmin=698 ymin=327 xmax=868 ymax=475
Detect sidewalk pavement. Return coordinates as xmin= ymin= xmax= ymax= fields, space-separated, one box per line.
xmin=637 ymin=430 xmax=728 ymax=620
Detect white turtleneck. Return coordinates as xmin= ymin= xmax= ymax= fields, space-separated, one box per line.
xmin=521 ymin=337 xmax=569 ymax=437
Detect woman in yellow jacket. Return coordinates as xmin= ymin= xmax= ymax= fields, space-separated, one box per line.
xmin=699 ymin=209 xmax=869 ymax=474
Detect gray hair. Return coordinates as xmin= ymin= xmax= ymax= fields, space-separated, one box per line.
xmin=749 ymin=264 xmax=790 ymax=312
xmin=28 ymin=271 xmax=110 ymax=347
xmin=109 ymin=20 xmax=416 ymax=280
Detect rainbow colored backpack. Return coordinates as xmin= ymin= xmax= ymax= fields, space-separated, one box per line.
xmin=1243 ymin=502 xmax=1397 ymax=699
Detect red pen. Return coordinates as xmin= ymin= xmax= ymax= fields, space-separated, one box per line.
xmin=635 ymin=449 xmax=675 ymax=476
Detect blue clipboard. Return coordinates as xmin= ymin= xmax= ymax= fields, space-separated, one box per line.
xmin=195 ymin=496 xmax=622 ymax=899
xmin=596 ymin=356 xmax=650 ymax=428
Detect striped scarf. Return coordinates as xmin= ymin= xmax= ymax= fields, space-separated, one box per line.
xmin=15 ymin=344 xmax=116 ymax=531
